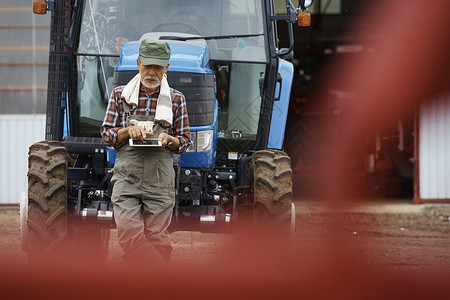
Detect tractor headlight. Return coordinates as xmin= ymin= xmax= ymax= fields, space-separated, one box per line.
xmin=187 ymin=130 xmax=213 ymax=152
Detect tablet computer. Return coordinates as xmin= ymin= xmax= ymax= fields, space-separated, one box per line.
xmin=129 ymin=138 xmax=162 ymax=147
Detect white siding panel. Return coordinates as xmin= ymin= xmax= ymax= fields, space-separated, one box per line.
xmin=0 ymin=115 xmax=45 ymax=204
xmin=419 ymin=96 xmax=450 ymax=199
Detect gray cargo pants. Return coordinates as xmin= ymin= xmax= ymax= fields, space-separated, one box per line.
xmin=111 ymin=143 xmax=175 ymax=264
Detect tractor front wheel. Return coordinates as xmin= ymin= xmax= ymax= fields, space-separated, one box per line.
xmin=252 ymin=149 xmax=295 ymax=237
xmin=26 ymin=141 xmax=68 ymax=260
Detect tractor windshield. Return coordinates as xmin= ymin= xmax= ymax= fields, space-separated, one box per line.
xmin=79 ymin=0 xmax=266 ymax=61
xmin=76 ymin=0 xmax=269 ymax=146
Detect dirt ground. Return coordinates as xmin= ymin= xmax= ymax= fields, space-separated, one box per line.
xmin=294 ymin=201 xmax=450 ymax=275
xmin=0 ymin=209 xmax=236 ymax=267
xmin=0 ymin=200 xmax=449 ymax=298
xmin=1 ymin=200 xmax=449 ymax=271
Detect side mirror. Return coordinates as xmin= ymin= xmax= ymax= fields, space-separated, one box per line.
xmin=279 ymin=49 xmax=294 ymax=62
xmin=298 ymin=0 xmax=313 ymax=10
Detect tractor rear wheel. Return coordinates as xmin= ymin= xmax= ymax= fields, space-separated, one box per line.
xmin=26 ymin=141 xmax=68 ymax=260
xmin=252 ymin=149 xmax=295 ymax=236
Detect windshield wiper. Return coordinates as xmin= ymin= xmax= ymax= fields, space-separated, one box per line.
xmin=159 ymin=33 xmax=263 ymax=41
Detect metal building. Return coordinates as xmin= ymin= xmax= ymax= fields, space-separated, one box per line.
xmin=417 ymin=96 xmax=450 ymax=203
xmin=0 ymin=0 xmax=50 ymax=204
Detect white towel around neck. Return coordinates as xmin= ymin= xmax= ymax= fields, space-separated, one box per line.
xmin=121 ymin=73 xmax=173 ymax=127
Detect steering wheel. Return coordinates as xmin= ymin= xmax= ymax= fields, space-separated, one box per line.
xmin=150 ymin=21 xmax=203 ymax=36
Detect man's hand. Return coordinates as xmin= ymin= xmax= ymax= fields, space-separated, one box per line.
xmin=117 ymin=126 xmax=153 ymax=144
xmin=128 ymin=126 xmax=153 ymax=140
xmin=158 ymin=133 xmax=179 ymax=150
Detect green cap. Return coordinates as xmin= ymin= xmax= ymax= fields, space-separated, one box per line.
xmin=139 ymin=39 xmax=171 ymax=67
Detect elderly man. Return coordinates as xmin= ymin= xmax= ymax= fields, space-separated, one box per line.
xmin=101 ymin=39 xmax=190 ymax=264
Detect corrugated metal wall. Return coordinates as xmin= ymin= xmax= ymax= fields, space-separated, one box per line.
xmin=419 ymin=95 xmax=450 ymax=200
xmin=0 ymin=0 xmax=51 ymax=114
xmin=0 ymin=115 xmax=45 ymax=204
xmin=0 ymin=1 xmax=50 ymax=204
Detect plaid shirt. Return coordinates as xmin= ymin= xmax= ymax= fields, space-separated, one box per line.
xmin=101 ymin=85 xmax=191 ymax=153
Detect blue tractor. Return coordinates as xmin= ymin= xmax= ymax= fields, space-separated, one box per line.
xmin=22 ymin=0 xmax=312 ymax=257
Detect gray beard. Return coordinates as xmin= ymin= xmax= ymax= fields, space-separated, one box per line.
xmin=141 ymin=79 xmax=161 ymax=90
